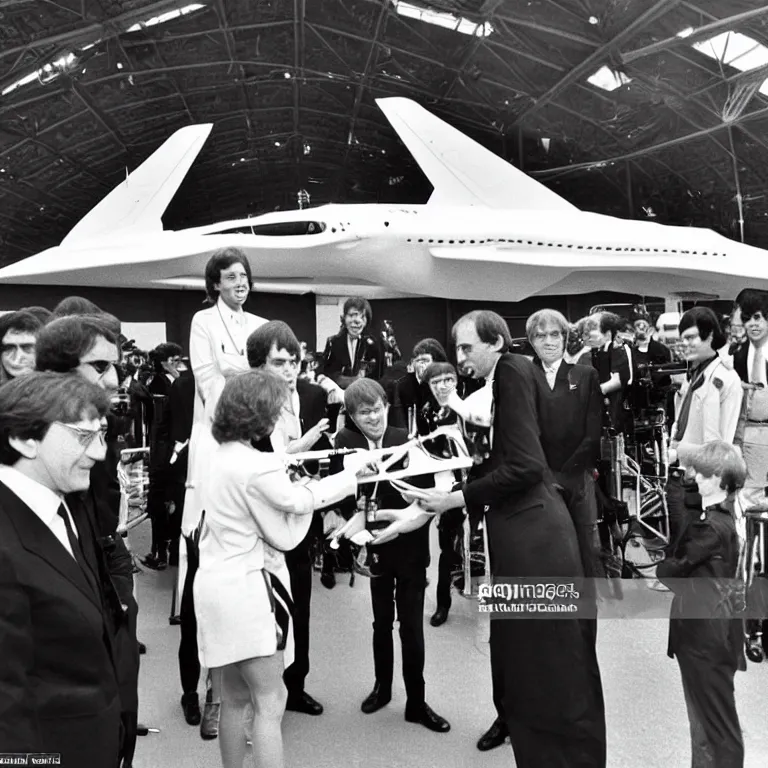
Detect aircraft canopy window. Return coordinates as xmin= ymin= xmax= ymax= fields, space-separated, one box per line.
xmin=205 ymin=222 xmax=326 ymax=236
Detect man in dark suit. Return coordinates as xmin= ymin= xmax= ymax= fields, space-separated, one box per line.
xmin=0 ymin=372 xmax=121 ymax=766
xmin=527 ymin=309 xmax=603 ymax=580
xmin=321 ymin=296 xmax=385 ymax=387
xmin=412 ymin=310 xmax=606 ymax=767
xmin=36 ymin=314 xmax=141 ymax=767
xmin=333 ymin=378 xmax=450 ymax=733
xmin=247 ymin=321 xmax=334 ymax=716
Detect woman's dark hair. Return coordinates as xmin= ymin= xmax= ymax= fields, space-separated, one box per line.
xmin=341 ymin=296 xmax=372 ymax=326
xmin=150 ymin=342 xmax=183 ymax=373
xmin=0 ymin=372 xmax=110 ymax=465
xmin=35 ymin=316 xmax=119 ymax=373
xmin=212 ymin=370 xmax=287 ymax=444
xmin=452 ymin=310 xmax=512 ymax=353
xmin=344 ymin=378 xmax=388 ymax=415
xmin=598 ymin=312 xmax=625 ymax=338
xmin=246 ymin=321 xmax=301 ymax=369
xmin=411 ymin=338 xmax=447 ymax=363
xmin=737 ymin=289 xmax=768 ymax=324
xmin=422 ymin=361 xmax=457 ymax=383
xmin=688 ymin=441 xmax=747 ymax=495
xmin=204 ymin=248 xmax=253 ymax=303
xmin=678 ymin=307 xmax=726 ymax=351
xmin=19 ymin=306 xmax=53 ymax=325
xmin=0 ymin=310 xmax=43 ymax=339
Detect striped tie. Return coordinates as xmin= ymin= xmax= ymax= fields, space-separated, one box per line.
xmin=262 ymin=571 xmax=294 ymax=651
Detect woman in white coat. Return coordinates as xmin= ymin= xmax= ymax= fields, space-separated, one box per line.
xmin=178 ymin=247 xmax=266 ymax=731
xmin=195 ymin=370 xmax=369 ymax=768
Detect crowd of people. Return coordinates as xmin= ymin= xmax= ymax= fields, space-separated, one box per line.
xmin=0 ymin=245 xmax=765 ymax=768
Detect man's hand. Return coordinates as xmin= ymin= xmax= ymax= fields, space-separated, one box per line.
xmin=370 ymin=506 xmax=433 ymax=545
xmin=328 ymin=510 xmax=366 ymax=542
xmin=399 ymin=488 xmax=464 ymax=514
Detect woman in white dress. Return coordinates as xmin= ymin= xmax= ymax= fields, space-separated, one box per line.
xmin=194 ymin=369 xmax=368 ymax=768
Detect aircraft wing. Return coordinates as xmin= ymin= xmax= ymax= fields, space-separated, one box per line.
xmin=62 ymin=123 xmax=213 ymax=245
xmin=376 ymin=96 xmax=576 ymax=211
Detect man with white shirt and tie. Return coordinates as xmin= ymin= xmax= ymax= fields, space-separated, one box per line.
xmin=246 ymin=320 xmax=333 ymax=717
xmin=526 ymin=309 xmax=603 ymax=581
xmin=409 ymin=310 xmax=606 ymax=767
xmin=0 ymin=372 xmax=121 ymax=766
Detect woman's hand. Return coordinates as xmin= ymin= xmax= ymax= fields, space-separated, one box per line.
xmin=401 ymin=488 xmax=464 ymax=514
xmin=371 ymin=507 xmax=433 ymax=545
xmin=328 ymin=510 xmax=366 ymax=542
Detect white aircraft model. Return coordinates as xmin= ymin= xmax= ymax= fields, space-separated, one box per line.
xmin=0 ymin=97 xmax=765 ymax=302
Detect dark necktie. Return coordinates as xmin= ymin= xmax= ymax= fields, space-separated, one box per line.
xmin=57 ymin=504 xmax=99 ymax=598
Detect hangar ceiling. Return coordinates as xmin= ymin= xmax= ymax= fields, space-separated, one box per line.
xmin=1 ymin=0 xmax=767 ymax=266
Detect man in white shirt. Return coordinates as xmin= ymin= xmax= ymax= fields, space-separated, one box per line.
xmin=0 ymin=371 xmax=120 ymax=766
xmin=247 ymin=320 xmax=332 ymax=717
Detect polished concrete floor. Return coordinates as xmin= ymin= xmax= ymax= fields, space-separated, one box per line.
xmin=129 ymin=523 xmax=768 ymax=768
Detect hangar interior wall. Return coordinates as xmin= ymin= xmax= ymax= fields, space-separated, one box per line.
xmin=0 ymin=285 xmax=652 ymax=357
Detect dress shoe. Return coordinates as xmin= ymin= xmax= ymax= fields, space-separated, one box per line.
xmin=361 ymin=684 xmax=391 ymax=714
xmin=477 ymin=718 xmax=508 ymax=751
xmin=200 ymin=701 xmax=220 ymax=740
xmin=320 ymin=571 xmax=336 ymax=589
xmin=286 ymin=690 xmax=324 ymax=716
xmin=430 ymin=607 xmax=449 ymax=627
xmin=405 ymin=702 xmax=450 ymax=733
xmin=138 ymin=641 xmax=147 ymax=655
xmin=141 ymin=553 xmax=167 ymax=571
xmin=181 ymin=692 xmax=201 ymax=726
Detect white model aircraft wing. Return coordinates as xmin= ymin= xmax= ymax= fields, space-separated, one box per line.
xmin=62 ymin=123 xmax=213 ymax=245
xmin=376 ymin=97 xmax=576 ymax=211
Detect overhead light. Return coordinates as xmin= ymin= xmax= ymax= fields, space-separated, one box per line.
xmin=692 ymin=31 xmax=768 ymax=72
xmin=391 ymin=0 xmax=493 ymax=38
xmin=125 ymin=3 xmax=205 ymax=33
xmin=284 ymin=72 xmax=292 ymax=79
xmin=587 ymin=65 xmax=631 ymax=91
xmin=303 ymin=142 xmax=311 ymax=155
xmin=2 ymin=51 xmax=80 ymax=96
xmin=117 ymin=62 xmax=124 ymax=70
xmin=677 ymin=27 xmax=694 ymax=39
xmin=274 ymin=141 xmax=281 ymax=147
xmin=588 ymin=16 xmax=599 ymax=25
xmin=240 ymin=157 xmax=245 ymax=162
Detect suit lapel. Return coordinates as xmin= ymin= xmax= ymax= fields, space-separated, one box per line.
xmin=0 ymin=481 xmax=102 ymax=611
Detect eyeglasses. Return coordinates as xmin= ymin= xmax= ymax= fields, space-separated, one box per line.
xmin=54 ymin=422 xmax=109 ymax=448
xmin=532 ymin=331 xmax=563 ymax=341
xmin=83 ymin=360 xmax=116 ymax=376
xmin=355 ymin=404 xmax=385 ymax=418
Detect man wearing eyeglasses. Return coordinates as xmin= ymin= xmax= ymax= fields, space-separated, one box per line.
xmin=246 ymin=321 xmax=333 ymax=718
xmin=36 ymin=314 xmax=140 ymax=768
xmin=0 ymin=372 xmax=122 ymax=765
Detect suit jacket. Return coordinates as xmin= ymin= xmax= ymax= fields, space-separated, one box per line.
xmin=733 ymin=343 xmax=748 ymax=383
xmin=0 ymin=481 xmax=121 ymax=765
xmin=321 ymin=330 xmax=385 ymax=387
xmin=462 ymin=353 xmax=581 ymax=578
xmin=671 ymin=357 xmax=743 ymax=467
xmin=169 ymin=370 xmax=195 ymax=444
xmin=533 ymin=360 xmax=602 ymax=474
xmin=656 ymin=495 xmax=745 ymax=670
xmin=334 ymin=425 xmax=431 ymax=571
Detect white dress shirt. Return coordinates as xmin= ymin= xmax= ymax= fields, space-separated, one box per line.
xmin=542 ymin=357 xmax=563 ymax=390
xmin=347 ymin=336 xmax=359 ymax=368
xmin=270 ymin=390 xmax=302 ymax=453
xmin=0 ymin=465 xmax=78 ymax=558
xmin=747 ymin=342 xmax=768 ymax=386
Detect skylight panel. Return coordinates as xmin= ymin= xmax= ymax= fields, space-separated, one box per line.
xmin=692 ymin=31 xmax=768 ymax=72
xmin=587 ymin=65 xmax=631 ymax=92
xmin=2 ymin=52 xmax=80 ymax=96
xmin=125 ymin=3 xmax=205 ymax=33
xmin=391 ymin=1 xmax=493 ymax=38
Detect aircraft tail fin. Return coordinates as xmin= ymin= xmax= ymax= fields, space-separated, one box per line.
xmin=376 ymin=97 xmax=575 ymax=211
xmin=62 ymin=123 xmax=213 ymax=245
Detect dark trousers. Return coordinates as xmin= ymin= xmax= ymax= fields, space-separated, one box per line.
xmin=491 ymin=618 xmax=606 ymax=767
xmin=119 ymin=711 xmax=137 ymax=768
xmin=146 ymin=465 xmax=170 ymax=557
xmin=369 ymin=562 xmax=426 ymax=705
xmin=677 ymin=653 xmax=744 ymax=768
xmin=435 ymin=508 xmax=464 ymax=610
xmin=283 ymin=534 xmax=314 ymax=695
xmin=666 ymin=474 xmax=700 ymax=554
xmin=178 ymin=535 xmax=201 ymax=696
xmin=554 ymin=470 xmax=601 ymax=580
